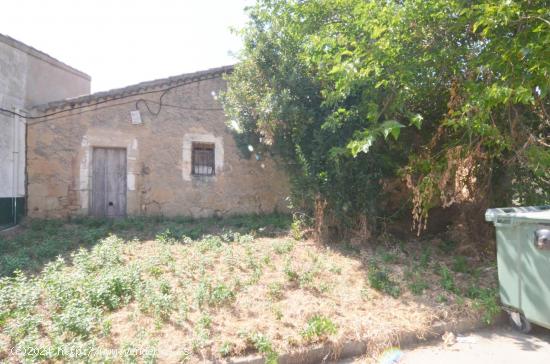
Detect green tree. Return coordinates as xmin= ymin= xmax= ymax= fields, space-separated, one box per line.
xmin=222 ymin=0 xmax=550 ymax=240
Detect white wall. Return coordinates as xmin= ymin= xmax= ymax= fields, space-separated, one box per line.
xmin=0 ymin=34 xmax=90 ymax=199
xmin=0 ymin=40 xmax=27 ymax=198
xmin=0 ymin=34 xmax=90 ymax=109
xmin=0 ymin=113 xmax=25 ymax=198
xmin=25 ymin=50 xmax=90 ymax=107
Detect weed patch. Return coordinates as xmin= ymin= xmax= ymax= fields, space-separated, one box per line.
xmin=195 ymin=279 xmax=236 ymax=308
xmin=452 ymin=255 xmax=469 ymax=274
xmin=273 ymin=240 xmax=294 ymax=255
xmin=248 ymin=332 xmax=278 ymax=364
xmin=301 ymin=315 xmax=337 ymax=343
xmin=0 ymin=217 xmax=498 ymax=363
xmin=137 ymin=280 xmax=175 ymax=321
xmin=368 ymin=262 xmax=401 ymax=298
xmin=407 ymin=273 xmax=429 ymax=296
xmin=467 ymin=286 xmax=501 ymax=324
xmin=438 ymin=265 xmax=457 ymax=293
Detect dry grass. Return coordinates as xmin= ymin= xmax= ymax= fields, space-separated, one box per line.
xmin=97 ymin=237 xmax=495 ymax=362
xmin=0 ymin=218 xmax=499 ymax=363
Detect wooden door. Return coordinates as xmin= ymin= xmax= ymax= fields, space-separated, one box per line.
xmin=91 ymin=148 xmax=127 ymax=217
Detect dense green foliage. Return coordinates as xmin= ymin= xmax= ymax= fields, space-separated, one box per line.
xmin=222 ymin=0 xmax=550 ymax=236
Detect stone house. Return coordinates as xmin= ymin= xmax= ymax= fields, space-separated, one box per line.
xmin=26 ymin=65 xmax=289 ymax=219
xmin=0 ymin=33 xmax=90 ymax=227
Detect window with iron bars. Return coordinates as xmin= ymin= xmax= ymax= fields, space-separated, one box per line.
xmin=192 ymin=142 xmax=215 ymax=176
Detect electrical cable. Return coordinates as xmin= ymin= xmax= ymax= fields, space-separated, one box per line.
xmin=135 ymin=85 xmax=171 ymax=116
xmin=0 ymin=72 xmax=226 ymax=125
xmin=143 ymin=100 xmax=223 ymax=112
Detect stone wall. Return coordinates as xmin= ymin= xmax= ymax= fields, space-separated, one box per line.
xmin=27 ymin=75 xmax=290 ymax=218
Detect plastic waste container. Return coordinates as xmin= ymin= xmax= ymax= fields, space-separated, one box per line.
xmin=486 ymin=205 xmax=550 ymax=333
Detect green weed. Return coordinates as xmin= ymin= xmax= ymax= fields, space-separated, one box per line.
xmin=367 ymin=263 xmax=401 ymax=298
xmin=238 ymin=234 xmax=255 ymax=245
xmin=466 ymin=286 xmax=501 ymax=324
xmin=198 ymin=313 xmax=212 ymax=330
xmin=155 ymin=229 xmax=178 ymax=244
xmin=273 ymin=240 xmax=294 ymax=255
xmin=380 ymin=251 xmax=398 ymax=264
xmin=291 ymin=220 xmax=304 ymax=240
xmin=219 ymin=341 xmax=234 ymax=357
xmin=52 ymin=300 xmax=102 ymax=338
xmin=283 ymin=261 xmax=299 ymax=283
xmin=267 ymin=282 xmax=284 ymax=300
xmin=248 ymin=332 xmax=278 ymax=364
xmin=452 ymin=255 xmax=469 ymax=274
xmin=85 ymin=267 xmax=140 ymax=310
xmin=211 ymin=284 xmax=236 ymax=305
xmin=418 ymin=247 xmax=431 ymax=269
xmin=195 ymin=279 xmax=236 ymax=308
xmin=407 ymin=274 xmax=429 ymax=295
xmin=439 ymin=240 xmax=457 ymax=254
xmin=301 ymin=315 xmax=337 ymax=342
xmin=197 ymin=235 xmax=224 ymax=253
xmin=0 ymin=254 xmax=34 ymax=277
xmin=148 ymin=265 xmax=163 ymax=278
xmin=438 ymin=266 xmax=457 ymax=293
xmin=271 ymin=305 xmax=283 ymax=320
xmin=4 ymin=313 xmax=42 ymax=342
xmin=0 ymin=271 xmax=40 ymax=321
xmin=137 ymin=280 xmax=175 ymax=321
xmin=193 ymin=314 xmax=213 ymax=352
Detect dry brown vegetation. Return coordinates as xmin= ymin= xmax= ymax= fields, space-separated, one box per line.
xmin=0 ymin=216 xmax=499 ymax=363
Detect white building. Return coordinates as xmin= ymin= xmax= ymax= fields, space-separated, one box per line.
xmin=0 ymin=33 xmax=90 ymax=228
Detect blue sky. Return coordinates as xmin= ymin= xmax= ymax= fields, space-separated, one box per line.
xmin=2 ymin=0 xmax=254 ymax=92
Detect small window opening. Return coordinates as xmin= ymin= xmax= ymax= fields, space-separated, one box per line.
xmin=192 ymin=142 xmax=215 ymax=176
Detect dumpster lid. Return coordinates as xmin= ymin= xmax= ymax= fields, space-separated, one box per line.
xmin=485 ymin=205 xmax=550 ymax=224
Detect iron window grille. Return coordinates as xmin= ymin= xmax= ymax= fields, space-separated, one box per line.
xmin=192 ymin=142 xmax=215 ymax=176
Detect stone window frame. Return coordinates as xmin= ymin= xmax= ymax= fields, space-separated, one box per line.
xmin=182 ymin=133 xmax=224 ymax=181
xmin=191 ymin=142 xmax=215 ymax=176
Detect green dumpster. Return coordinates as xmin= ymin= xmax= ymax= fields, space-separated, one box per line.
xmin=486 ymin=205 xmax=550 ymax=333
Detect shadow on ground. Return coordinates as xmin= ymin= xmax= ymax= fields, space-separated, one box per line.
xmin=0 ymin=213 xmax=291 ymax=277
xmin=476 ymin=324 xmax=550 ymax=352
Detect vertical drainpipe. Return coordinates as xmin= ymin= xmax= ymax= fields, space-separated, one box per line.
xmin=0 ymin=108 xmax=24 ymax=231
xmin=11 ymin=108 xmax=18 ymax=226
xmin=11 ymin=108 xmax=23 ymax=227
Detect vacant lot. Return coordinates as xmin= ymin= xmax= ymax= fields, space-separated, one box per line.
xmin=0 ymin=215 xmax=499 ymax=363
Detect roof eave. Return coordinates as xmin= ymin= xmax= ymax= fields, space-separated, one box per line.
xmin=33 ymin=64 xmax=234 ymax=114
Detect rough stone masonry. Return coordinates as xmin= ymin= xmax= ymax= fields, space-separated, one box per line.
xmin=26 ymin=66 xmax=290 ymax=218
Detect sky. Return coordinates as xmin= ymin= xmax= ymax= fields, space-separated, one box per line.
xmin=1 ymin=0 xmax=254 ymax=92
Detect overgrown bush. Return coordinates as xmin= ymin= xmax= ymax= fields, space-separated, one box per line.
xmin=222 ymin=0 xmax=550 ymax=242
